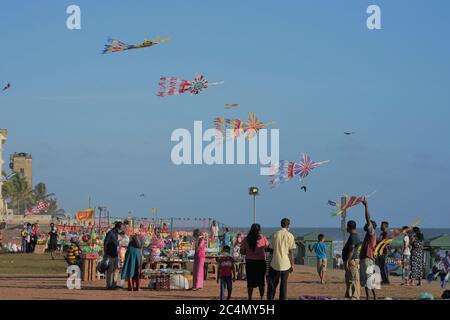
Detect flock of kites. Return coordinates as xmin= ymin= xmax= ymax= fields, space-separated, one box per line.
xmin=0 ymin=36 xmax=373 ymax=220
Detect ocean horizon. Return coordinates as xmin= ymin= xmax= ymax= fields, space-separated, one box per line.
xmin=233 ymin=227 xmax=450 ymax=241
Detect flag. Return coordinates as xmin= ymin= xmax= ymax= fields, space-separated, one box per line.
xmin=76 ymin=208 xmax=95 ymax=222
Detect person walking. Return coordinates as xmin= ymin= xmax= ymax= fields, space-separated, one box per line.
xmin=48 ymin=223 xmax=59 ymax=260
xmin=104 ymin=221 xmax=123 ymax=289
xmin=409 ymin=227 xmax=425 ymax=286
xmin=267 ymin=218 xmax=296 ymax=300
xmin=121 ymin=234 xmax=143 ymax=291
xmin=192 ymin=229 xmax=206 ymax=290
xmin=240 ymin=223 xmax=269 ymax=300
xmin=342 ymin=220 xmax=362 ymax=300
xmin=216 ymin=245 xmax=236 ymax=300
xmin=308 ymin=234 xmax=328 ymax=284
xmin=377 ymin=221 xmax=390 ymax=284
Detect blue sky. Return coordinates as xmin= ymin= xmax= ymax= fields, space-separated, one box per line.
xmin=1 ymin=0 xmax=449 ymax=228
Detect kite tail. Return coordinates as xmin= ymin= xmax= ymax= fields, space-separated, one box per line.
xmin=208 ymin=81 xmax=225 ymax=86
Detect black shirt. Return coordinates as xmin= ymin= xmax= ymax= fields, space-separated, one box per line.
xmin=104 ymin=228 xmax=119 ymax=258
xmin=49 ymin=228 xmax=58 ymax=243
xmin=342 ymin=233 xmax=361 ymax=262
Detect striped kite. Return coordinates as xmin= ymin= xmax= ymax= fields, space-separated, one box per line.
xmin=214 ymin=112 xmax=273 ymax=140
xmin=269 ymin=153 xmax=330 ymax=187
xmin=331 ymin=191 xmax=377 ymax=216
xmin=102 ymin=37 xmax=171 ymax=54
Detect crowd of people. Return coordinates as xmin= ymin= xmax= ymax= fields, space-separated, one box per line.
xmin=94 ymin=218 xmax=297 ymax=300
xmin=2 ymin=205 xmax=447 ymax=300
xmin=341 ymin=199 xmax=427 ymax=300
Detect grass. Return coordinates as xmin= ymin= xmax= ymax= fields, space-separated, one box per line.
xmin=0 ymin=253 xmax=67 ymax=275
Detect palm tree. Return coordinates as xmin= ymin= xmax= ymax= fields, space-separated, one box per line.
xmin=32 ymin=182 xmax=55 ymax=202
xmin=3 ymin=173 xmax=34 ymax=214
xmin=46 ymin=199 xmax=66 ymax=218
xmin=32 ymin=182 xmax=65 ymax=218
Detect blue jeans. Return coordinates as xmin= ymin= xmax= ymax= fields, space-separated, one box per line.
xmin=220 ymin=276 xmax=232 ymax=300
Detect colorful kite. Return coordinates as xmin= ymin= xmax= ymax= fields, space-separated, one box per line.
xmin=269 ymin=154 xmax=330 ymax=187
xmin=214 ymin=117 xmax=243 ymax=139
xmin=214 ymin=112 xmax=273 ymax=140
xmin=2 ymin=83 xmax=10 ymax=91
xmin=102 ymin=37 xmax=171 ymax=54
xmin=225 ymin=104 xmax=240 ymax=109
xmin=374 ymin=219 xmax=421 ymax=257
xmin=0 ymin=172 xmax=15 ymax=183
xmin=157 ymin=74 xmax=224 ymax=97
xmin=244 ymin=112 xmax=274 ymax=138
xmin=23 ymin=201 xmax=50 ymax=217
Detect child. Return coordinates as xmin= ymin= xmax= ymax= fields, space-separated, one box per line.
xmin=217 ymin=245 xmax=236 ymax=300
xmin=309 ymin=234 xmax=327 ymax=284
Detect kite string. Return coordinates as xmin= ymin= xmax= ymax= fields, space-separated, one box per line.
xmin=365 ymin=190 xmax=377 ymax=198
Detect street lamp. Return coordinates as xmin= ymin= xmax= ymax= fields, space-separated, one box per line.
xmin=248 ymin=187 xmax=259 ymax=224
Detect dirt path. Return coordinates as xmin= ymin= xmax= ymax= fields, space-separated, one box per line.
xmin=0 ymin=265 xmax=443 ymax=300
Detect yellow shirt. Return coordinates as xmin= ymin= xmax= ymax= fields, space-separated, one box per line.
xmin=269 ymin=228 xmax=297 ymax=271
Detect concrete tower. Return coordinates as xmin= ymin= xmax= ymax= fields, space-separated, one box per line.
xmin=10 ymin=152 xmax=33 ymax=189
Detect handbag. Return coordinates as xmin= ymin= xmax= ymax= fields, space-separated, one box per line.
xmin=97 ymin=256 xmax=110 ymax=273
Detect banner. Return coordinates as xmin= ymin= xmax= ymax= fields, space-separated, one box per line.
xmin=75 ymin=208 xmax=95 ymax=222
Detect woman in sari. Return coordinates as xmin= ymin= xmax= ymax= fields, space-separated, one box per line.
xmin=409 ymin=227 xmax=425 ymax=286
xmin=121 ymin=234 xmax=143 ymax=291
xmin=192 ymin=229 xmax=206 ymax=290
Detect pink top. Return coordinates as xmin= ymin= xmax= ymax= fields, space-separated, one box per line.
xmin=241 ymin=235 xmax=269 ymax=260
xmin=195 ymin=237 xmax=206 ymax=258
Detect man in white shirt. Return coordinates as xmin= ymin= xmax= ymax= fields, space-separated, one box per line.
xmin=267 ymin=218 xmax=297 ymax=300
xmin=402 ymin=226 xmax=411 ymax=285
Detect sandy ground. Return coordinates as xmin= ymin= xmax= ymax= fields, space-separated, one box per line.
xmin=0 ymin=265 xmax=444 ymax=300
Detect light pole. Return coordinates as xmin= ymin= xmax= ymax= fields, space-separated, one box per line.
xmin=248 ymin=187 xmax=259 ymax=224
